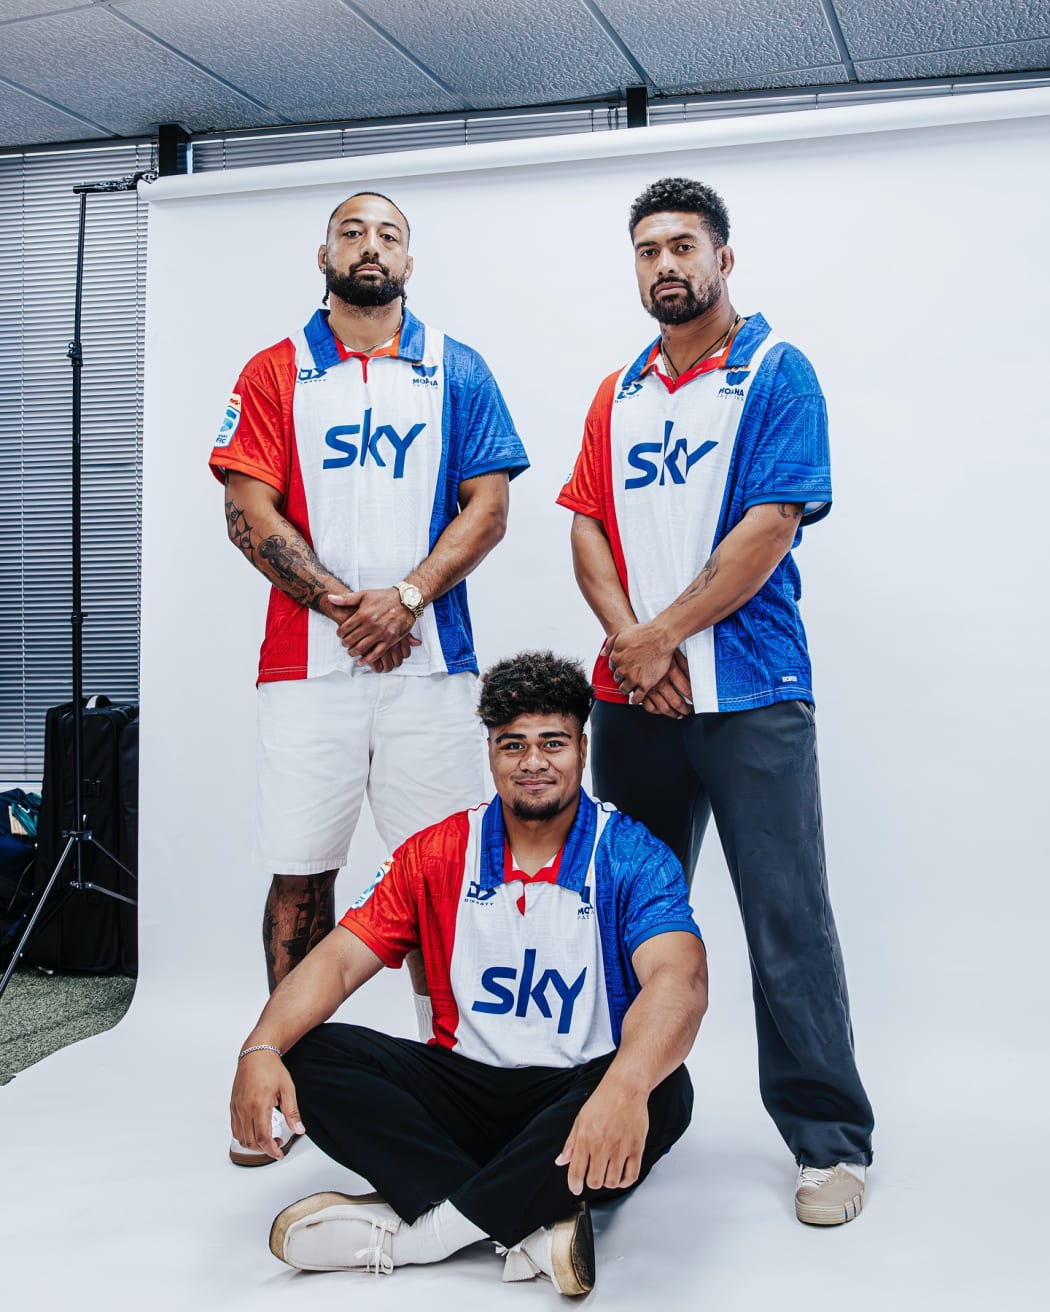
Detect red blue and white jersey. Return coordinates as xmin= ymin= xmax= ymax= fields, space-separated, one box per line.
xmin=339 ymin=791 xmax=701 ymax=1069
xmin=209 ymin=308 xmax=529 ymax=683
xmin=557 ymin=313 xmax=831 ymax=712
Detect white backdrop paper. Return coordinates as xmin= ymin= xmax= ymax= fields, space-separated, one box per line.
xmin=4 ymin=91 xmax=1049 ymax=1309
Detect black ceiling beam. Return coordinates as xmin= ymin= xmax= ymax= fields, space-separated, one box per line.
xmin=626 ymin=85 xmax=649 ymax=128
xmin=157 ymin=123 xmax=190 ymax=176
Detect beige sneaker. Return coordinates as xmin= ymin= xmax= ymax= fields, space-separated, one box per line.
xmin=499 ymin=1202 xmax=595 ymax=1296
xmin=794 ymin=1163 xmax=865 ymax=1226
xmin=269 ymin=1191 xmax=399 ymax=1272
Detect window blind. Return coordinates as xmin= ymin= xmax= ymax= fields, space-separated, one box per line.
xmin=0 ymin=142 xmax=152 ymax=780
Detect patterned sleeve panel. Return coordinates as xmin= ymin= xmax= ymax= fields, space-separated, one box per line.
xmin=738 ymin=343 xmax=832 ymax=527
xmin=444 ymin=337 xmax=531 ymax=483
xmin=593 ymin=808 xmax=702 ymax=1043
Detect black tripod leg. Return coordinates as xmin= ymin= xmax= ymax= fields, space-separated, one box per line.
xmin=0 ymin=835 xmax=77 ymax=1000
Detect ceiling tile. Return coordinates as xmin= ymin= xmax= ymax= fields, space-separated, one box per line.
xmin=0 ymin=5 xmax=286 ymax=136
xmin=598 ymin=0 xmax=842 ymax=87
xmin=114 ymin=0 xmax=465 ymax=121
xmin=667 ymin=64 xmax=850 ymax=96
xmin=856 ymin=37 xmax=1050 ymax=81
xmin=0 ymin=1 xmax=90 ymax=18
xmin=0 ymin=77 xmax=103 ymax=146
xmin=832 ymin=0 xmax=1050 ymax=61
xmin=348 ymin=0 xmax=640 ymax=109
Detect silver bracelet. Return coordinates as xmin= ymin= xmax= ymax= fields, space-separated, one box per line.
xmin=238 ymin=1043 xmax=282 ymax=1060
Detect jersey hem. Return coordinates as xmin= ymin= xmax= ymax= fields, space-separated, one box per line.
xmin=338 ymin=918 xmax=406 ymax=969
xmin=554 ymin=491 xmax=600 ymax=518
xmin=208 ymin=454 xmax=285 ymax=492
xmin=626 ymin=920 xmax=704 ymax=957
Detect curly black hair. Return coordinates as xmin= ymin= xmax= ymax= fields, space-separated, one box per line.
xmin=628 ymin=177 xmax=730 ymax=247
xmin=478 ymin=652 xmax=594 ymax=732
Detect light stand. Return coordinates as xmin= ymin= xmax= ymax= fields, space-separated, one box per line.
xmin=0 ymin=172 xmax=155 ymax=1001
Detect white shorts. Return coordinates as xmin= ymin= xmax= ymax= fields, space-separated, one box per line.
xmin=256 ymin=670 xmax=486 ymax=875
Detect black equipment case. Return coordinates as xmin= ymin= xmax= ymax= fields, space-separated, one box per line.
xmin=23 ymin=697 xmax=139 ymax=975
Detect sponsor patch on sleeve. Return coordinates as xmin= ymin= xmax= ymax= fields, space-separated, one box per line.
xmin=349 ymin=857 xmax=393 ymax=909
xmin=213 ymin=393 xmax=242 ymax=449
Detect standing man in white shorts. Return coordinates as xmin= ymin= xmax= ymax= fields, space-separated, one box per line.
xmin=209 ymin=191 xmax=529 ymax=1063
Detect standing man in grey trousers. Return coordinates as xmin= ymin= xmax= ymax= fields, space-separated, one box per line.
xmin=557 ymin=176 xmax=874 ymax=1226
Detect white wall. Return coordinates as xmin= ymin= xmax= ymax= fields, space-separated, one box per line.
xmin=139 ymin=96 xmax=1050 ymax=1061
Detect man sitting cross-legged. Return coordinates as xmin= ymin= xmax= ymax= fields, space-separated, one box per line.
xmin=229 ymin=651 xmax=708 ymax=1295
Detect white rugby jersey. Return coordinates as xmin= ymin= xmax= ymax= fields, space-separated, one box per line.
xmin=340 ymin=792 xmax=702 ymax=1069
xmin=210 ymin=309 xmax=529 ymax=683
xmin=558 ymin=313 xmax=832 ymax=712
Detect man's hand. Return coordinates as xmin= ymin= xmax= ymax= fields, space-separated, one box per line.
xmin=327 ymin=589 xmax=422 ymax=670
xmin=603 ymin=621 xmax=677 ymax=704
xmin=230 ymin=1051 xmax=306 ymax=1163
xmin=556 ymin=1078 xmax=650 ymax=1195
xmin=640 ymin=650 xmax=693 ymax=719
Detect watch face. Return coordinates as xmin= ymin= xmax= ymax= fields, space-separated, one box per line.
xmin=401 ymin=584 xmax=422 ymax=608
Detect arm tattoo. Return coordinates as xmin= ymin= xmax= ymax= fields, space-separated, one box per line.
xmin=258 ymin=533 xmax=329 ymax=611
xmin=678 ymin=547 xmax=721 ymax=603
xmin=777 ymin=503 xmax=804 ymax=521
xmin=224 ymin=497 xmax=255 ymax=563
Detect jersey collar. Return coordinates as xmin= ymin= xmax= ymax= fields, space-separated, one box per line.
xmin=479 ymin=790 xmax=597 ymax=893
xmin=302 ymin=306 xmax=430 ymax=373
xmin=621 ymin=311 xmax=772 ymax=389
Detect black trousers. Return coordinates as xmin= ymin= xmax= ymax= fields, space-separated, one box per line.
xmin=284 ymin=1023 xmax=693 ymax=1247
xmin=591 ymin=698 xmax=874 ymax=1167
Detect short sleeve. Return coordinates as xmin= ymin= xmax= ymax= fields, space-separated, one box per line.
xmin=207 ymin=339 xmax=296 ymax=493
xmin=556 ymin=372 xmax=619 ymax=521
xmin=338 ymin=843 xmax=421 ymax=968
xmin=600 ymin=814 xmax=702 ymax=958
xmin=739 ymin=345 xmax=832 ymax=526
xmin=446 ymin=341 xmax=530 ymax=482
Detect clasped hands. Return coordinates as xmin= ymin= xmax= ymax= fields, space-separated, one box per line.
xmin=603 ymin=622 xmax=692 ymax=719
xmin=324 ymin=587 xmax=421 ymax=673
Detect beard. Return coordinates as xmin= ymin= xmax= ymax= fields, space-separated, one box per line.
xmin=645 ymin=274 xmax=723 ymax=325
xmin=509 ymin=792 xmax=566 ymax=822
xmin=326 ymin=260 xmax=406 ymax=307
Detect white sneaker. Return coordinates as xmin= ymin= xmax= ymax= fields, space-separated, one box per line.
xmin=498 ymin=1203 xmax=594 ymax=1296
xmin=229 ymin=1108 xmax=297 ymax=1167
xmin=269 ymin=1192 xmax=401 ymax=1273
xmin=795 ymin=1163 xmax=865 ymax=1225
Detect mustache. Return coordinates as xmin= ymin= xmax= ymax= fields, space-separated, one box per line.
xmin=350 ymin=256 xmax=389 ymax=276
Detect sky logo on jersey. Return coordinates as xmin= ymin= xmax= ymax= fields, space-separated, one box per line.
xmin=471 ymin=949 xmax=586 ymax=1034
xmin=323 ymin=408 xmax=425 ymax=478
xmin=213 ymin=394 xmax=241 ymax=448
xmin=349 ymin=858 xmax=392 ymax=909
xmin=625 ymin=420 xmax=718 ymax=489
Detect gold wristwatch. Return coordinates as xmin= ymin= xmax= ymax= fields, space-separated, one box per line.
xmin=393 ymin=580 xmax=425 ymax=620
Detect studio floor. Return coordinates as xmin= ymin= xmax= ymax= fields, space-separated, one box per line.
xmin=2 ymin=957 xmax=1043 ymax=1312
